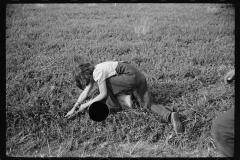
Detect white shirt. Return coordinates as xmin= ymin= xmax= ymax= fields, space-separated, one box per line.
xmin=93 ymin=61 xmax=119 ymax=85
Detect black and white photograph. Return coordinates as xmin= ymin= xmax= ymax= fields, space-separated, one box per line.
xmin=6 ymin=3 xmax=235 ymax=157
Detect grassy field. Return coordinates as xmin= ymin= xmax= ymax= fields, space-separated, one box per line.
xmin=6 ymin=3 xmax=235 ymax=157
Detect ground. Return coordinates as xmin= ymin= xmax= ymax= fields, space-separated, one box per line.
xmin=6 ymin=3 xmax=234 ymax=157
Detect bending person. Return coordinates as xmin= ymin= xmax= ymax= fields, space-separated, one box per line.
xmin=65 ymin=61 xmax=183 ymax=134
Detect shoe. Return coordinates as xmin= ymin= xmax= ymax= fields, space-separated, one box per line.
xmin=171 ymin=112 xmax=183 ymax=134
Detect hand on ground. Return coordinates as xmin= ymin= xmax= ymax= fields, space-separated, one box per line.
xmin=65 ymin=108 xmax=76 ymax=119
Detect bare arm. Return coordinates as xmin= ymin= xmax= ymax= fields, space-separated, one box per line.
xmin=72 ymin=82 xmax=93 ymax=111
xmin=78 ymin=80 xmax=108 ymax=111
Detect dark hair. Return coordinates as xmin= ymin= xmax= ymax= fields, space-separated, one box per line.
xmin=73 ymin=63 xmax=95 ymax=90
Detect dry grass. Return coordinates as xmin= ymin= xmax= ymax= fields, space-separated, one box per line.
xmin=6 ymin=3 xmax=234 ymax=157
xmin=134 ymin=17 xmax=152 ymax=35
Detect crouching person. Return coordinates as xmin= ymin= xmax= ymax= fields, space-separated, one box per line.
xmin=65 ymin=61 xmax=183 ymax=134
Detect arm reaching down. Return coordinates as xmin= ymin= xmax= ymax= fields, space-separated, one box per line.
xmin=65 ymin=82 xmax=93 ymax=118
xmin=77 ymin=80 xmax=108 ymax=112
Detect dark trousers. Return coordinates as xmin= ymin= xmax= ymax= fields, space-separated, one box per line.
xmin=212 ymin=107 xmax=234 ymax=157
xmin=103 ymin=62 xmax=171 ymax=122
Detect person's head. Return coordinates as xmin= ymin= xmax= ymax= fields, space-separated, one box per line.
xmin=73 ymin=63 xmax=95 ymax=90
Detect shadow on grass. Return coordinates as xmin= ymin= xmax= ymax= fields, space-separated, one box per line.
xmin=149 ymin=79 xmax=203 ymax=106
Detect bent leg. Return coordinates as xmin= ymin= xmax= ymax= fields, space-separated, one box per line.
xmin=104 ymin=62 xmax=146 ymax=112
xmin=133 ymin=77 xmax=171 ymax=122
xmin=105 ymin=84 xmax=123 ymax=113
xmin=103 ymin=62 xmax=172 ymax=120
xmin=212 ymin=107 xmax=234 ymax=157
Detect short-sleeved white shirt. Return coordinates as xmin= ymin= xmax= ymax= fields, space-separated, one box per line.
xmin=93 ymin=61 xmax=119 ymax=85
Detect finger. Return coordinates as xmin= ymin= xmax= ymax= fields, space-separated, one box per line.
xmin=227 ymin=76 xmax=233 ymax=81
xmin=224 ymin=76 xmax=229 ymax=83
xmin=67 ymin=114 xmax=73 ymax=119
xmin=66 ymin=113 xmax=73 ymax=117
xmin=68 ymin=113 xmax=76 ymax=119
xmin=226 ymin=73 xmax=233 ymax=80
xmin=227 ymin=70 xmax=235 ymax=78
xmin=229 ymin=72 xmax=234 ymax=79
xmin=225 ymin=72 xmax=235 ymax=84
xmin=224 ymin=73 xmax=231 ymax=82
